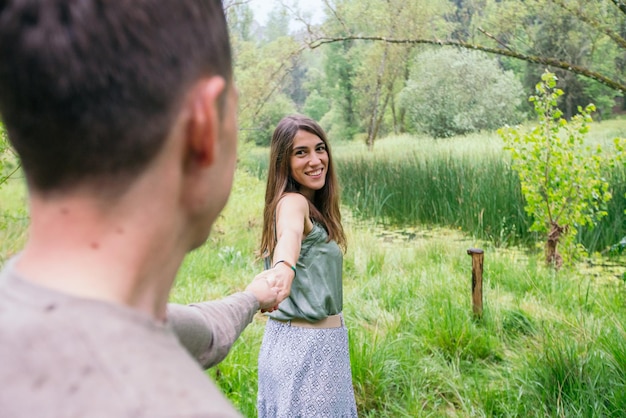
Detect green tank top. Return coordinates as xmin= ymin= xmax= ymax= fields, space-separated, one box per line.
xmin=267 ymin=223 xmax=343 ymax=322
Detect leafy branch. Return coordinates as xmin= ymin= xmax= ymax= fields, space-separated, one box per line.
xmin=307 ymin=35 xmax=626 ymax=94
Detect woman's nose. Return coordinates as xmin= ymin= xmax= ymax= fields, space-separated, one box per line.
xmin=309 ymin=153 xmax=321 ymax=165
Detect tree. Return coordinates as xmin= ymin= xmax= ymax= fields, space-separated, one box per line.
xmin=226 ymin=2 xmax=302 ymax=144
xmin=315 ymin=0 xmax=451 ymax=147
xmin=264 ymin=5 xmax=291 ymax=42
xmin=226 ymin=1 xmax=254 ymax=42
xmin=229 ymin=0 xmax=626 ymax=150
xmin=307 ymin=0 xmax=626 ymax=98
xmin=400 ymin=48 xmax=524 ymax=138
xmin=499 ymin=71 xmax=625 ymax=268
xmin=315 ymin=1 xmax=359 ymax=141
xmin=477 ymin=0 xmax=621 ymax=119
xmin=233 ymin=36 xmax=300 ymax=144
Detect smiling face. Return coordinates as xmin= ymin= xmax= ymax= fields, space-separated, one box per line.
xmin=289 ymin=129 xmax=329 ymax=200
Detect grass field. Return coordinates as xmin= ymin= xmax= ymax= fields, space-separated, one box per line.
xmin=1 ymin=121 xmax=626 ymax=416
xmin=0 ymin=172 xmax=27 ymax=264
xmin=179 ymin=170 xmax=626 ymax=417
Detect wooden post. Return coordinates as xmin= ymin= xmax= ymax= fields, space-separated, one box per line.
xmin=466 ymin=248 xmax=484 ymax=318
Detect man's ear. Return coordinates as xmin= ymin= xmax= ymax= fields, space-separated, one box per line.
xmin=186 ymin=77 xmax=226 ymax=168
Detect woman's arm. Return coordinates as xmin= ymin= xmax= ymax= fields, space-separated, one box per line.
xmin=267 ymin=193 xmax=310 ymax=301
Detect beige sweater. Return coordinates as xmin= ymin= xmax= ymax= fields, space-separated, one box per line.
xmin=0 ymin=261 xmax=259 ymax=417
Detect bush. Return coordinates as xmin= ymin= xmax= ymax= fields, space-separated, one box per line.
xmin=302 ymin=89 xmax=330 ymax=123
xmin=240 ymin=93 xmax=296 ymax=146
xmin=500 ymin=71 xmax=626 ymax=266
xmin=319 ymin=103 xmax=354 ymax=141
xmin=399 ymin=48 xmax=524 ymax=138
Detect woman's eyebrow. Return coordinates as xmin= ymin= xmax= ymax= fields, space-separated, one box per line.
xmin=293 ymin=141 xmax=325 ymax=152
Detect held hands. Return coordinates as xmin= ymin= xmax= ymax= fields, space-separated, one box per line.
xmin=246 ymin=272 xmax=281 ymax=312
xmin=250 ymin=262 xmax=296 ymax=313
xmin=268 ymin=261 xmax=296 ymax=304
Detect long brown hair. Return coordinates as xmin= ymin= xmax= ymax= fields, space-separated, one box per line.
xmin=260 ymin=114 xmax=346 ymax=259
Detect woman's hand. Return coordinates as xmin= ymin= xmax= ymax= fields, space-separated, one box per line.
xmin=245 ymin=272 xmax=280 ymax=312
xmin=252 ymin=265 xmax=295 ymax=312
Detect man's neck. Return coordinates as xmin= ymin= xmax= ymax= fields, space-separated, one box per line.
xmin=15 ymin=193 xmax=187 ymax=321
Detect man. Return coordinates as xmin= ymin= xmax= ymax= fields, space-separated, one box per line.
xmin=0 ymin=1 xmax=280 ymax=416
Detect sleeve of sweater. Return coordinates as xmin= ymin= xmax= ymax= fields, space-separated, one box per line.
xmin=166 ymin=291 xmax=259 ymax=370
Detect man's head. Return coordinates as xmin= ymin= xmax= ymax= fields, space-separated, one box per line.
xmin=0 ymin=0 xmax=233 ymax=194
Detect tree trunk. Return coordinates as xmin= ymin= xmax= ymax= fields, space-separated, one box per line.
xmin=545 ymin=222 xmax=566 ymax=270
xmin=371 ymin=89 xmax=391 ymax=144
xmin=366 ymin=43 xmax=389 ymax=151
xmin=390 ymin=87 xmax=398 ymax=135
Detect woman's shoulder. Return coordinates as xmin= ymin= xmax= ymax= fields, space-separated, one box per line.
xmin=277 ymin=192 xmax=309 ymax=210
xmin=277 ymin=193 xmax=314 ymax=235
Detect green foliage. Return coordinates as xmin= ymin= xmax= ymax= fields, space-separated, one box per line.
xmin=229 ymin=20 xmax=300 ymax=145
xmin=500 ymin=71 xmax=626 ymax=263
xmin=0 ymin=147 xmax=28 ymax=262
xmin=580 ymin=76 xmax=621 ymax=120
xmin=468 ymin=0 xmax=626 ymax=120
xmin=0 ymin=124 xmax=7 ymax=185
xmin=399 ymin=48 xmax=524 ymax=138
xmin=225 ymin=0 xmax=626 ymax=149
xmin=263 ymin=6 xmax=291 ymax=42
xmin=0 ymin=123 xmax=19 ymax=189
xmin=301 ymin=89 xmax=330 ymax=123
xmin=320 ymin=39 xmax=359 ymax=140
xmin=240 ymin=93 xmax=296 ymax=146
xmin=225 ymin=2 xmax=254 ymax=42
xmin=319 ymin=0 xmax=453 ymax=146
xmin=319 ymin=102 xmax=355 ymax=141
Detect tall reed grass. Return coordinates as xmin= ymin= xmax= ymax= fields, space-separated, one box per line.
xmin=336 ymin=139 xmax=531 ymax=247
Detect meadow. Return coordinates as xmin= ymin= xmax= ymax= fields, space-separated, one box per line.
xmin=168 ymin=169 xmax=626 ymax=417
xmin=1 ymin=121 xmax=626 ymax=417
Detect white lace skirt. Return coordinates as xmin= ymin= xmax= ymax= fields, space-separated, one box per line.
xmin=257 ymin=315 xmax=358 ymax=418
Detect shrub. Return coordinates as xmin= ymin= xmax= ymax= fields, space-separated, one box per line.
xmin=240 ymin=93 xmax=295 ymax=146
xmin=302 ymin=89 xmax=330 ymax=123
xmin=500 ymin=71 xmax=626 ymax=267
xmin=399 ymin=48 xmax=524 ymax=138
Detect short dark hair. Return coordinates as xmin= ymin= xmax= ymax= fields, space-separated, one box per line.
xmin=0 ymin=0 xmax=232 ymax=193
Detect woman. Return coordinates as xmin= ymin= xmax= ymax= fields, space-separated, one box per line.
xmin=257 ymin=114 xmax=357 ymax=417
